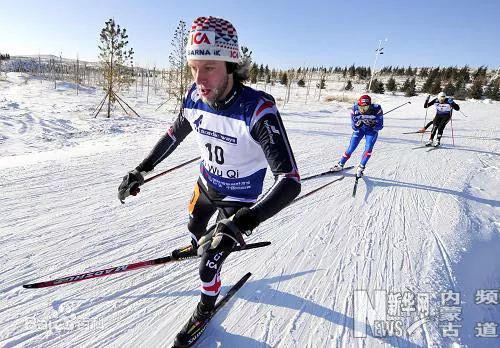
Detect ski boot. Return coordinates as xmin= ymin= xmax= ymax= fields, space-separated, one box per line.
xmin=425 ymin=139 xmax=434 ymax=147
xmin=355 ymin=164 xmax=365 ymax=178
xmin=173 ymin=302 xmax=213 ymax=347
xmin=330 ymin=161 xmax=344 ymax=172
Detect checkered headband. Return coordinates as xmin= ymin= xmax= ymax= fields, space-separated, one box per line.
xmin=186 ymin=16 xmax=240 ymax=63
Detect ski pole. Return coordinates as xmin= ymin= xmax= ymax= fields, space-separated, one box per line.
xmin=22 ymin=242 xmax=270 ymax=288
xmin=459 ymin=110 xmax=468 ymax=118
xmin=292 ymin=176 xmax=344 ymax=204
xmin=450 ymin=110 xmax=455 ymax=146
xmin=421 ymin=107 xmax=428 ymax=144
xmin=384 ymin=101 xmax=411 ymax=115
xmin=144 ymin=156 xmax=201 ymax=184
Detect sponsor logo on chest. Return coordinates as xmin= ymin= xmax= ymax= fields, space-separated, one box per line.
xmin=193 ymin=114 xmax=238 ymax=144
xmin=199 ymin=128 xmax=237 ymax=144
xmin=436 ymin=103 xmax=452 ymax=112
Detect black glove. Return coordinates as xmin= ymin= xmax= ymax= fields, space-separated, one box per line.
xmin=232 ymin=207 xmax=260 ymax=232
xmin=118 ymin=169 xmax=145 ymax=203
xmin=197 ymin=207 xmax=260 ymax=255
xmin=354 ymin=120 xmax=363 ymax=128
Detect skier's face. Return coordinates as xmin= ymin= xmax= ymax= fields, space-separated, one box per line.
xmin=189 ymin=60 xmax=233 ymax=104
xmin=358 ymin=104 xmax=370 ymax=114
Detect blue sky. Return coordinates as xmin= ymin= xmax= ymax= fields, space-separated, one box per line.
xmin=1 ymin=0 xmax=498 ymax=69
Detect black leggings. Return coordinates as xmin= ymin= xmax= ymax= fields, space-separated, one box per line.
xmin=424 ymin=115 xmax=438 ymax=130
xmin=430 ymin=114 xmax=451 ymax=140
xmin=187 ymin=179 xmax=251 ymax=307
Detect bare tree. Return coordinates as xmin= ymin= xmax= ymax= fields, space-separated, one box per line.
xmin=168 ymin=20 xmax=190 ymax=112
xmin=317 ymin=70 xmax=327 ymax=101
xmin=285 ymin=70 xmax=294 ymax=104
xmin=75 ymin=55 xmax=80 ymax=95
xmin=94 ymin=18 xmax=137 ymax=118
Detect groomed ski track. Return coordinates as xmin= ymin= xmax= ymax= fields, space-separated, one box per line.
xmin=1 ymin=74 xmax=498 ymax=347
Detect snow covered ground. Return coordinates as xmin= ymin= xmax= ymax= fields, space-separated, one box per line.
xmin=0 ymin=72 xmax=498 ymax=347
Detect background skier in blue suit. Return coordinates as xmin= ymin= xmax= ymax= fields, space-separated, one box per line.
xmin=331 ymin=95 xmax=384 ymax=178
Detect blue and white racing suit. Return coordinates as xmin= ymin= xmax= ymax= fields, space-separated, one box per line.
xmin=339 ymin=104 xmax=384 ymax=167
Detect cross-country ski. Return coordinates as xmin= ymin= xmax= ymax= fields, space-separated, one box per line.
xmin=352 ymin=176 xmax=361 ymax=197
xmin=302 ymin=165 xmax=354 ymax=181
xmin=171 ymin=272 xmax=252 ymax=347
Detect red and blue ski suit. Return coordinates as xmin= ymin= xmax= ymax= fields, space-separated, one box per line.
xmin=338 ymin=104 xmax=384 ymax=167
